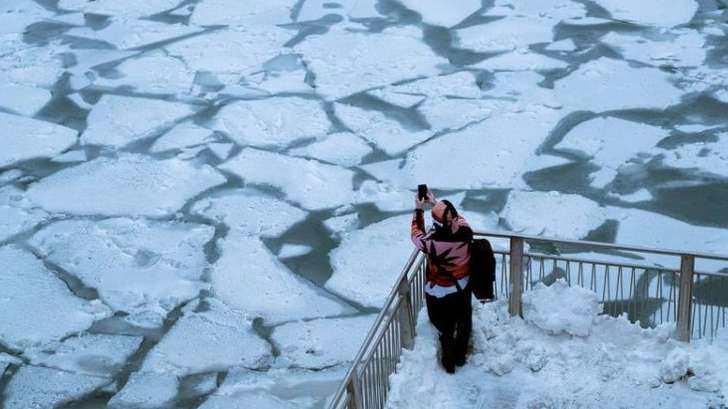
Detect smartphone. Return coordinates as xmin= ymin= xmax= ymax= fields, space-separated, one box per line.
xmin=417 ymin=184 xmax=428 ymax=201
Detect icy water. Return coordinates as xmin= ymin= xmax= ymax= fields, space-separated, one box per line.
xmin=1 ymin=0 xmax=728 ymax=407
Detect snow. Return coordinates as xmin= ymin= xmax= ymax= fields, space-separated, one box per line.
xmin=2 ymin=365 xmax=110 ymax=409
xmin=554 ymin=58 xmax=684 ymax=112
xmin=66 ymin=19 xmax=203 ymax=50
xmin=192 ymin=187 xmax=307 ymax=238
xmin=108 ymin=372 xmax=179 ymax=409
xmin=212 ymin=98 xmax=330 ymax=149
xmin=0 ymin=205 xmax=47 ymax=242
xmin=29 ymin=218 xmax=214 ymax=318
xmin=294 ymin=25 xmax=447 ymax=100
xmin=58 ymin=0 xmax=182 ymax=19
xmin=0 ymin=83 xmax=51 ymax=116
xmin=602 ymin=30 xmax=706 ymax=68
xmin=151 ymin=122 xmax=214 ymax=153
xmin=593 ymin=0 xmax=699 ymax=27
xmin=0 ymin=246 xmax=110 ymax=350
xmin=455 ymin=17 xmax=554 ymax=53
xmin=26 ymin=154 xmax=226 ymax=216
xmin=220 ymin=149 xmax=354 ymax=211
xmin=658 ymin=133 xmax=728 ymax=178
xmin=211 ymin=235 xmax=352 ymax=324
xmin=191 ymin=0 xmax=296 ymax=26
xmin=24 ymin=333 xmax=143 ymax=377
xmin=272 ymin=314 xmax=376 ymax=368
xmin=289 ymin=132 xmax=372 ymax=167
xmin=386 ymin=283 xmax=728 ymax=409
xmin=335 ymin=103 xmax=432 ymax=155
xmin=326 ymin=215 xmax=413 ymax=308
xmin=93 ymin=53 xmax=196 ymax=95
xmin=81 ymin=95 xmax=196 ymax=148
xmin=394 ymin=0 xmax=481 ymax=28
xmin=0 ymin=112 xmax=78 ymax=168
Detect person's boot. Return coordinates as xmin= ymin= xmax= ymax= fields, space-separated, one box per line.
xmin=454 ymin=329 xmax=470 ymax=367
xmin=440 ymin=335 xmax=456 ymax=374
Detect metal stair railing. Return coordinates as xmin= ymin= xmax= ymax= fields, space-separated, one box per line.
xmin=327 ymin=230 xmax=728 ymax=409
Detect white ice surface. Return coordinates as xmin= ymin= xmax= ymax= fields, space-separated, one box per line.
xmin=394 ymin=0 xmax=481 ymax=27
xmin=417 ymin=97 xmax=498 ymax=133
xmin=93 ymin=52 xmax=196 ymax=95
xmin=142 ymin=299 xmax=271 ymax=375
xmin=277 ymin=244 xmax=314 ymax=259
xmin=151 ymin=122 xmax=214 ymax=153
xmin=602 ymin=30 xmax=706 ymax=68
xmin=108 ymin=371 xmax=179 ymax=409
xmin=289 ymin=132 xmax=372 ymax=167
xmin=0 ymin=246 xmax=110 ymax=350
xmin=0 ymin=0 xmax=52 ymax=36
xmin=472 ymin=51 xmax=568 ymax=71
xmin=0 ymin=37 xmax=63 ymax=87
xmin=367 ymin=89 xmax=425 ymax=108
xmin=67 ymin=19 xmax=203 ymax=50
xmin=554 ymin=58 xmax=684 ymax=112
xmin=295 ymin=25 xmax=447 ymax=100
xmin=81 ymin=95 xmax=196 ymax=148
xmin=29 ymin=218 xmax=214 ymax=317
xmin=221 ymin=149 xmax=354 ymax=211
xmin=191 ymin=0 xmax=296 ymax=26
xmin=191 ymin=187 xmax=307 ymax=238
xmin=0 ymin=112 xmax=77 ymax=168
xmin=326 ymin=215 xmax=413 ymax=308
xmin=0 ymin=83 xmax=51 ymax=116
xmin=212 ymin=97 xmax=329 ymax=149
xmin=545 ymin=38 xmax=577 ymax=52
xmin=614 ymin=188 xmax=654 ymax=203
xmin=490 ymin=0 xmax=587 ymax=20
xmin=0 ymin=205 xmax=47 ymax=242
xmin=455 ymin=16 xmax=554 ymax=53
xmin=3 ymin=365 xmax=110 ymax=409
xmin=594 ymin=0 xmax=698 ymax=27
xmin=335 ymin=103 xmax=432 ymax=155
xmin=657 ymin=132 xmax=728 ymax=178
xmin=51 ymin=149 xmax=87 ymax=163
xmin=272 ymin=314 xmax=376 ymax=369
xmin=58 ymin=0 xmax=182 ymax=18
xmin=296 ymin=0 xmax=378 ymax=22
xmin=24 ymin=333 xmax=143 ymax=377
xmin=26 ymin=154 xmax=225 ymax=216
xmin=211 ymin=235 xmax=352 ymax=324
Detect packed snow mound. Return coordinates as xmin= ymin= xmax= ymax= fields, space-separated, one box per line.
xmin=387 ymin=283 xmax=728 ymax=409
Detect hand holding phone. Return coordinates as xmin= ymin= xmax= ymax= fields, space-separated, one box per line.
xmin=418 ymin=184 xmax=428 ymax=201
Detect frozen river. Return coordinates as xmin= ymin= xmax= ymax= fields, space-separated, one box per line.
xmin=1 ymin=0 xmax=727 ymax=407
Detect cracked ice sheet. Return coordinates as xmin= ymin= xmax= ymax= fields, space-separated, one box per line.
xmin=24 ymin=333 xmax=143 ymax=377
xmin=554 ymin=58 xmax=684 ymax=113
xmin=212 ymin=235 xmax=352 ymax=325
xmin=335 ymin=103 xmax=431 ymax=156
xmin=201 ymin=367 xmax=347 ymax=409
xmin=0 ymin=37 xmax=63 ymax=87
xmin=362 ymin=106 xmax=562 ymax=190
xmin=0 ymin=83 xmax=51 ymax=116
xmin=26 ymin=154 xmax=225 ymax=217
xmin=394 ymin=0 xmax=481 ymax=27
xmin=191 ymin=0 xmax=296 ymax=26
xmin=151 ymin=122 xmax=214 ymax=153
xmin=296 ymin=0 xmax=379 ymax=22
xmin=81 ymin=95 xmax=196 ymax=148
xmin=602 ymin=30 xmax=706 ymax=68
xmin=58 ymin=0 xmax=182 ymax=18
xmin=0 ymin=205 xmax=48 ymax=242
xmin=165 ymin=26 xmax=291 ymax=76
xmin=0 ymin=112 xmax=77 ymax=168
xmin=29 ymin=218 xmax=214 ymax=319
xmin=221 ymin=149 xmax=354 ymax=211
xmin=0 ymin=246 xmax=110 ymax=350
xmin=108 ymin=372 xmax=179 ymax=409
xmin=289 ymin=132 xmax=372 ymax=167
xmin=3 ymin=365 xmax=110 ymax=409
xmin=658 ymin=133 xmax=728 ymax=178
xmin=326 ymin=215 xmax=413 ymax=308
xmin=294 ymin=25 xmax=447 ymax=100
xmin=93 ymin=52 xmax=196 ymax=95
xmin=66 ymin=19 xmax=204 ymax=50
xmin=0 ymin=0 xmax=52 ymax=36
xmin=489 ymin=0 xmax=586 ymax=20
xmin=593 ymin=0 xmax=698 ymax=27
xmin=470 ymin=51 xmax=568 ymax=71
xmin=192 ymin=187 xmax=307 ymax=238
xmin=272 ymin=314 xmax=376 ymax=369
xmin=455 ymin=16 xmax=554 ymax=53
xmin=212 ymin=97 xmax=330 ymax=149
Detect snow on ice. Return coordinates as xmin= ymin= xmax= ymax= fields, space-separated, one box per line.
xmin=66 ymin=19 xmax=203 ymax=50
xmin=593 ymin=0 xmax=699 ymax=27
xmin=0 ymin=83 xmax=51 ymax=116
xmin=108 ymin=371 xmax=179 ymax=409
xmin=0 ymin=112 xmax=77 ymax=168
xmin=394 ymin=0 xmax=482 ymax=28
xmin=150 ymin=122 xmax=214 ymax=153
xmin=3 ymin=365 xmax=110 ymax=409
xmin=455 ymin=16 xmax=554 ymax=53
xmin=93 ymin=52 xmax=196 ymax=95
xmin=58 ymin=0 xmax=182 ymax=19
xmin=289 ymin=132 xmax=372 ymax=167
xmin=190 ymin=0 xmax=296 ymax=26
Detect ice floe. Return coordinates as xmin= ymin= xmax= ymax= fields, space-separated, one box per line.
xmin=602 ymin=30 xmax=706 ymax=68
xmin=191 ymin=0 xmax=296 ymax=26
xmin=92 ymin=52 xmax=196 ymax=95
xmin=0 ymin=83 xmax=51 ymax=116
xmin=81 ymin=95 xmax=196 ymax=148
xmin=141 ymin=299 xmax=271 ymax=375
xmin=0 ymin=205 xmax=48 ymax=243
xmin=272 ymin=314 xmax=376 ymax=369
xmin=289 ymin=132 xmax=372 ymax=167
xmin=335 ymin=103 xmax=432 ymax=155
xmin=212 ymin=97 xmax=330 ymax=149
xmin=192 ymin=187 xmax=307 ymax=238
xmin=3 ymin=365 xmax=110 ymax=409
xmin=211 ymin=235 xmax=352 ymax=324
xmin=108 ymin=372 xmax=179 ymax=409
xmin=296 ymin=0 xmax=378 ymax=22
xmin=593 ymin=0 xmax=698 ymax=27
xmin=0 ymin=112 xmax=78 ymax=168
xmin=416 ymin=97 xmax=498 ymax=133
xmin=326 ymin=215 xmax=414 ymax=308
xmin=490 ymin=0 xmax=587 ymax=20
xmin=24 ymin=333 xmax=143 ymax=377
xmin=471 ymin=51 xmax=569 ymax=71
xmin=220 ymin=149 xmax=354 ymax=211
xmin=0 ymin=246 xmax=109 ymax=350
xmin=26 ymin=154 xmax=226 ymax=216
xmin=0 ymin=38 xmax=63 ymax=87
xmin=295 ymin=25 xmax=446 ymax=100
xmin=58 ymin=0 xmax=183 ymax=19
xmin=277 ymin=244 xmax=314 ymax=259
xmin=29 ymin=218 xmax=214 ymax=318
xmin=394 ymin=0 xmax=481 ymax=28
xmin=151 ymin=122 xmax=214 ymax=153
xmin=0 ymin=0 xmax=53 ymax=36
xmin=67 ymin=19 xmax=204 ymax=50
xmin=455 ymin=16 xmax=554 ymax=53
xmin=554 ymin=58 xmax=684 ymax=112
xmin=657 ymin=132 xmax=728 ymax=179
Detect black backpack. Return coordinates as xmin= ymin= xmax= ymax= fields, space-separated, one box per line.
xmin=468 ymin=238 xmax=496 ymax=301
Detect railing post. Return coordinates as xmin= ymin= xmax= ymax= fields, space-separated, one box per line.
xmin=509 ymin=237 xmax=524 ymax=317
xmin=397 ymin=275 xmax=416 ymax=350
xmin=346 ymin=370 xmax=363 ymax=409
xmin=676 ymin=254 xmax=695 ymax=342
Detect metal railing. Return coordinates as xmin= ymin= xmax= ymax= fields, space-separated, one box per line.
xmin=327 ymin=230 xmax=728 ymax=409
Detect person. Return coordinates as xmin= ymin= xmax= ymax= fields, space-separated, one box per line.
xmin=411 ymin=190 xmax=473 ymax=374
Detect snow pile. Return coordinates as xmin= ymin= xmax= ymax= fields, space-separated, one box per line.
xmin=387 ymin=282 xmax=728 ymax=409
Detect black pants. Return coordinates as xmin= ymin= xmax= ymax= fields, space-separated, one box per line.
xmin=425 ymin=289 xmax=472 ymax=366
